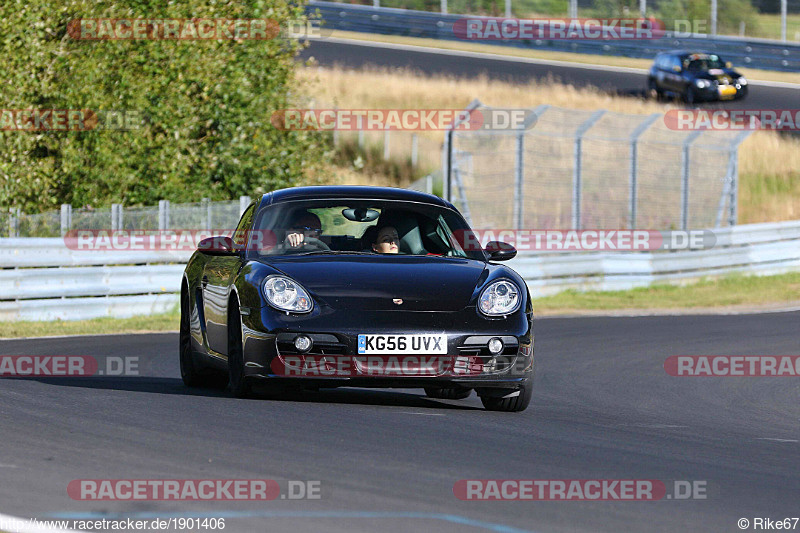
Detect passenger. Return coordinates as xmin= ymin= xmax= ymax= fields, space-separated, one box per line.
xmin=371 ymin=225 xmax=400 ymax=254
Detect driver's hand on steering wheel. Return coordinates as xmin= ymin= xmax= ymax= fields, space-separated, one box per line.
xmin=286 ymin=226 xmax=321 ymax=248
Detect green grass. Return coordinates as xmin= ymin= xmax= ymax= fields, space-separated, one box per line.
xmin=748 ymin=12 xmax=800 ymax=41
xmin=0 ymin=311 xmax=180 ymax=339
xmin=533 ymin=272 xmax=800 ymax=314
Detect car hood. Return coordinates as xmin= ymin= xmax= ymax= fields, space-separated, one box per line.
xmin=693 ymin=68 xmax=741 ymax=82
xmin=262 ymin=255 xmax=487 ymax=311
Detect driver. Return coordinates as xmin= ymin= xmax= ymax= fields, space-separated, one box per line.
xmin=284 ymin=211 xmax=323 ymax=249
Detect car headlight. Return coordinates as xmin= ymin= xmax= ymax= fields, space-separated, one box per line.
xmin=695 ymin=79 xmax=712 ymax=88
xmin=737 ymin=77 xmax=747 ymax=86
xmin=478 ymin=279 xmax=521 ymax=316
xmin=263 ymin=276 xmax=313 ymax=313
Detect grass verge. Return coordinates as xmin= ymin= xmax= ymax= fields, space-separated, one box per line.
xmin=0 ymin=311 xmax=180 ymax=339
xmin=1 ymin=274 xmax=798 ymax=336
xmin=317 ymin=30 xmax=800 ymax=85
xmin=533 ymin=272 xmax=800 ymax=315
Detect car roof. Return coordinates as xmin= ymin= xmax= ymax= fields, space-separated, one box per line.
xmin=260 ymin=186 xmax=453 ymax=209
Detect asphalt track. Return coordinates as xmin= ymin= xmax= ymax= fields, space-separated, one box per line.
xmin=301 ymin=39 xmax=800 ymax=111
xmin=1 ymin=312 xmax=799 ymax=532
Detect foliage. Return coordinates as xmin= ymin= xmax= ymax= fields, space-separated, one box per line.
xmin=0 ymin=0 xmax=327 ymax=213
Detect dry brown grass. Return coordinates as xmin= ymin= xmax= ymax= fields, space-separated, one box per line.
xmin=302 ymin=66 xmax=800 ymax=223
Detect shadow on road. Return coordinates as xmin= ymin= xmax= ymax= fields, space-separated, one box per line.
xmin=15 ymin=376 xmax=483 ymax=410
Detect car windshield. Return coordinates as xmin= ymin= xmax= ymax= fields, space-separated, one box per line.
xmin=247 ymin=199 xmax=486 ymax=261
xmin=686 ymin=55 xmax=725 ymax=71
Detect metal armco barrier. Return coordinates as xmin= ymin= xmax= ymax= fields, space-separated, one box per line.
xmin=307 ymin=1 xmax=800 ymax=72
xmin=1 ymin=220 xmax=800 ymax=321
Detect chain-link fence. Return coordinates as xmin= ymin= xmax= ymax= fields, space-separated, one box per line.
xmin=3 ymin=198 xmax=252 ymax=238
xmin=445 ymin=101 xmax=752 ymax=230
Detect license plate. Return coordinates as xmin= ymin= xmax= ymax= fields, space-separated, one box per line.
xmin=357 ymin=334 xmax=447 ymax=354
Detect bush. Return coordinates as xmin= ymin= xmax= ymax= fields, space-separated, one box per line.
xmin=0 ymin=0 xmax=327 ymax=213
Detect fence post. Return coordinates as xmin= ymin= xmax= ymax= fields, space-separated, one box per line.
xmin=357 ymin=129 xmax=364 ymax=150
xmin=158 ymin=200 xmax=170 ymax=230
xmin=60 ymin=204 xmax=72 ymax=236
xmin=680 ymin=130 xmax=703 ymax=230
xmin=383 ymin=130 xmax=391 ymax=160
xmin=446 ymin=99 xmax=481 ymax=204
xmin=628 ymin=113 xmax=660 ymax=229
xmin=239 ymin=195 xmax=251 ymax=216
xmin=572 ymin=110 xmax=606 ymax=229
xmin=9 ymin=208 xmax=20 ymax=238
xmin=202 ymin=198 xmax=211 ymax=230
xmin=111 ymin=204 xmax=123 ymax=231
xmin=728 ymin=130 xmax=751 ymax=226
xmin=441 ymin=0 xmax=447 ymax=14
xmin=411 ymin=133 xmax=418 ymax=167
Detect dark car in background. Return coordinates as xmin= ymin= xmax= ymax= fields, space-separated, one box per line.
xmin=647 ymin=51 xmax=748 ymax=103
xmin=179 ymin=186 xmax=535 ymax=412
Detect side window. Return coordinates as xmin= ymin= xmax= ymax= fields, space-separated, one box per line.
xmin=232 ymin=203 xmax=256 ymax=250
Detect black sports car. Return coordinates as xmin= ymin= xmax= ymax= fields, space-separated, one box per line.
xmin=179 ymin=186 xmax=534 ymax=412
xmin=647 ymin=51 xmax=748 ymax=104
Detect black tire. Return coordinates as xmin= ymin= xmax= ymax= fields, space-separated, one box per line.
xmin=647 ymin=79 xmax=661 ymax=100
xmin=685 ymin=86 xmax=697 ymax=105
xmin=424 ymin=387 xmax=472 ymax=400
xmin=480 ymin=380 xmax=533 ymax=412
xmin=227 ymin=298 xmax=251 ymax=398
xmin=179 ymin=286 xmax=205 ymax=387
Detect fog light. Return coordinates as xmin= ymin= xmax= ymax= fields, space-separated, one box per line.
xmin=488 ymin=337 xmax=504 ymax=355
xmin=294 ymin=335 xmax=312 ymax=353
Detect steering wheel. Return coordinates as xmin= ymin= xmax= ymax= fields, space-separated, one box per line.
xmin=299 ymin=237 xmax=330 ymax=252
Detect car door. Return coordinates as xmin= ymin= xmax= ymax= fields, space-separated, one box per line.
xmin=664 ymin=56 xmax=685 ymax=93
xmin=202 ymin=203 xmax=255 ymax=356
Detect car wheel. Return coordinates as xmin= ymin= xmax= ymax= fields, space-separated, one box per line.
xmin=479 ymin=380 xmax=533 ymax=412
xmin=685 ymin=86 xmax=697 ymax=105
xmin=227 ymin=298 xmax=251 ymax=398
xmin=647 ymin=79 xmax=661 ymax=100
xmin=424 ymin=387 xmax=472 ymax=400
xmin=179 ymin=286 xmax=208 ymax=387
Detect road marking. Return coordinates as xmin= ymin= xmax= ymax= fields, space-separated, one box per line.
xmin=400 ymin=411 xmax=445 ymax=416
xmin=756 ymin=437 xmax=799 ymax=443
xmin=0 ymin=464 xmax=18 ymax=468
xmin=307 ymin=36 xmax=800 ymax=89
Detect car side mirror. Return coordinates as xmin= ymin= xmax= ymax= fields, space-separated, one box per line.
xmin=485 ymin=241 xmax=517 ymax=261
xmin=197 ymin=235 xmax=237 ymax=256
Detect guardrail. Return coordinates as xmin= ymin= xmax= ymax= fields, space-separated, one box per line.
xmin=308 ymin=1 xmax=800 ymax=72
xmin=2 ymin=219 xmax=800 ymax=321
